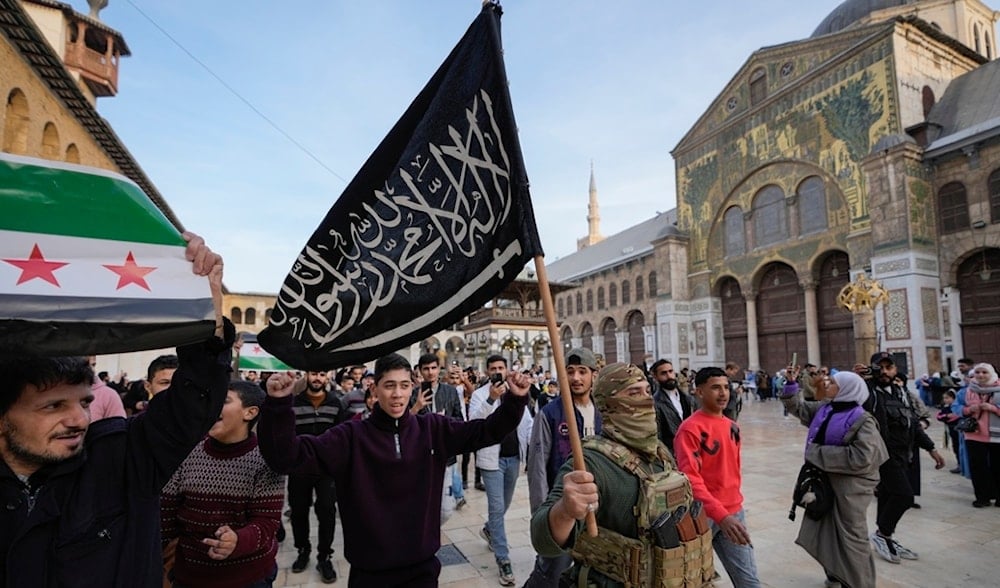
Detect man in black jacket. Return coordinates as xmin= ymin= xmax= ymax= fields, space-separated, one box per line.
xmin=288 ymin=370 xmax=347 ymax=582
xmin=0 ymin=234 xmax=231 ymax=588
xmin=651 ymin=359 xmax=693 ymax=456
xmin=858 ymin=351 xmax=945 ymax=564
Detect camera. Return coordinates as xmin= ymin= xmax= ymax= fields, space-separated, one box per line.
xmin=490 ymin=373 xmax=504 ymax=385
xmin=861 ymin=364 xmax=882 ymax=378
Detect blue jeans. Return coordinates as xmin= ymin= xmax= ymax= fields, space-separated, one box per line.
xmin=709 ymin=509 xmax=760 ymax=588
xmin=482 ymin=455 xmax=520 ymax=562
xmin=451 ymin=463 xmax=465 ymax=500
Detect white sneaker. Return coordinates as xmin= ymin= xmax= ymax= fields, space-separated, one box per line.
xmin=870 ymin=532 xmax=900 ymax=564
xmin=891 ymin=538 xmax=919 ymax=560
xmin=498 ymin=560 xmax=515 ymax=586
xmin=479 ymin=526 xmax=494 ymax=552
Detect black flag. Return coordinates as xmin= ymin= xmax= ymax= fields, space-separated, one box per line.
xmin=259 ymin=3 xmax=542 ymax=370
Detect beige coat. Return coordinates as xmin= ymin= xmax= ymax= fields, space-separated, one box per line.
xmin=784 ymin=396 xmax=889 ymax=588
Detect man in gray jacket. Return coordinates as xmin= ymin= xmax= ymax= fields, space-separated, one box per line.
xmin=524 ymin=348 xmax=601 ymax=587
xmin=410 ymin=353 xmax=465 ymax=523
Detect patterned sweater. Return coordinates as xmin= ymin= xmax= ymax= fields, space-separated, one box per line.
xmin=161 ymin=434 xmax=285 ymax=588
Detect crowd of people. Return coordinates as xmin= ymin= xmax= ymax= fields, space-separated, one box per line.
xmin=2 ymin=236 xmax=996 ymax=587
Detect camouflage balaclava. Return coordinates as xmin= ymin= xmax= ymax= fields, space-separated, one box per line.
xmin=593 ymin=362 xmax=658 ymax=458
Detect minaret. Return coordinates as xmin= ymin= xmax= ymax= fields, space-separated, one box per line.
xmin=577 ymin=162 xmax=605 ymax=250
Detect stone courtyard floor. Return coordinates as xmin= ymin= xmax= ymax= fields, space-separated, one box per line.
xmin=273 ymin=398 xmax=999 ymax=587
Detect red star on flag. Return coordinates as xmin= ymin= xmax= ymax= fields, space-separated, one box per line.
xmin=253 ymin=346 xmax=263 ymax=353
xmin=104 ymin=252 xmax=157 ymax=291
xmin=3 ymin=244 xmax=69 ymax=286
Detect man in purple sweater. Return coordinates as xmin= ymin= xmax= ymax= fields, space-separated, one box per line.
xmin=258 ymin=352 xmax=530 ymax=587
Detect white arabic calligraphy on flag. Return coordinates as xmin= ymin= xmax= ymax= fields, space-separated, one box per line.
xmin=259 ymin=3 xmax=542 ymax=370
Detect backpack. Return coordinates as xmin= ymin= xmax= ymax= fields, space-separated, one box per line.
xmin=788 ymin=409 xmax=836 ymax=522
xmin=789 ymin=461 xmax=833 ymax=521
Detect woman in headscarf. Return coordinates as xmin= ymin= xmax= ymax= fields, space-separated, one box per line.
xmin=781 ymin=368 xmax=888 ymax=588
xmin=961 ymin=362 xmax=1000 ymax=507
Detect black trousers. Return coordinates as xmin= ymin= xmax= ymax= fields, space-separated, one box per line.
xmin=876 ymin=455 xmax=913 ymax=536
xmin=967 ymin=440 xmax=1000 ymax=502
xmin=348 ymin=556 xmax=440 ymax=587
xmin=287 ymin=474 xmax=337 ymax=556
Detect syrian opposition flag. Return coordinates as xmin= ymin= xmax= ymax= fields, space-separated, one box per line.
xmin=0 ymin=153 xmax=215 ymax=356
xmin=238 ymin=333 xmax=294 ymax=372
xmin=258 ymin=2 xmax=543 ymax=370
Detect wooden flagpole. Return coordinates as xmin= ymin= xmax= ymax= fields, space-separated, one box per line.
xmin=532 ymin=255 xmax=598 ymax=536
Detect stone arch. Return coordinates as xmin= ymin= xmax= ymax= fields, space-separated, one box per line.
xmin=4 ymin=89 xmax=30 ymax=154
xmin=41 ymin=122 xmax=60 ymax=159
xmin=601 ymin=317 xmax=617 ymax=363
xmin=813 ymin=250 xmax=853 ymax=369
xmin=445 ymin=335 xmax=465 ymax=365
xmin=626 ymin=310 xmax=646 ymax=365
xmin=580 ymin=322 xmax=594 ymax=351
xmin=422 ymin=336 xmax=442 ymax=355
xmin=230 ymin=307 xmax=243 ymax=324
xmin=958 ymin=247 xmax=1000 ymax=369
xmin=65 ymin=143 xmax=80 ymax=163
xmin=755 ymin=262 xmax=805 ymax=373
xmin=719 ymin=276 xmax=748 ymax=368
xmin=244 ymin=308 xmax=256 ymax=325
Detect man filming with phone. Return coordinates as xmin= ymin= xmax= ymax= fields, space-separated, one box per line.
xmin=470 ymin=355 xmax=533 ymax=586
xmin=410 ymin=353 xmax=465 ymax=523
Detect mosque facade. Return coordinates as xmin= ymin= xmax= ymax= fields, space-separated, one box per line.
xmin=554 ymin=0 xmax=1000 ymax=380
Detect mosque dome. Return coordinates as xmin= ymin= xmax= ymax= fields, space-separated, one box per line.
xmin=812 ymin=0 xmax=922 ymax=37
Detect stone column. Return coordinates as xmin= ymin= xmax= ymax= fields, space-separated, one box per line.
xmin=616 ymin=331 xmax=629 ymax=364
xmin=854 ymin=308 xmax=877 ymax=365
xmin=802 ymin=279 xmax=821 ymax=366
xmin=745 ymin=289 xmax=760 ymax=371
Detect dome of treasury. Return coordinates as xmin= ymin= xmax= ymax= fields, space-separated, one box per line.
xmin=812 ymin=0 xmax=928 ymax=37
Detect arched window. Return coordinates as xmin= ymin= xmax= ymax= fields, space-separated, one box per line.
xmin=724 ymin=206 xmax=745 ymax=256
xmin=4 ymin=89 xmax=30 ymax=154
xmin=265 ymin=308 xmax=273 ymax=324
xmin=566 ymin=295 xmax=574 ymax=316
xmin=622 ymin=280 xmax=631 ymax=304
xmin=636 ymin=276 xmax=644 ymax=301
xmin=749 ymin=67 xmax=767 ymax=106
xmin=41 ymin=122 xmax=59 ymax=159
xmin=586 ymin=289 xmax=594 ymax=312
xmin=753 ymin=185 xmax=788 ymax=248
xmin=921 ymin=86 xmax=936 ymax=118
xmin=230 ymin=307 xmax=243 ymax=324
xmin=986 ymin=31 xmax=993 ymax=60
xmin=576 ymin=293 xmax=583 ymax=315
xmin=974 ymin=23 xmax=982 ymax=54
xmin=648 ymin=272 xmax=658 ymax=297
xmin=597 ymin=286 xmax=605 ymax=309
xmin=938 ymin=182 xmax=970 ymax=234
xmin=557 ymin=297 xmax=564 ymax=318
xmin=244 ymin=308 xmax=256 ymax=325
xmin=798 ymin=176 xmax=828 ymax=235
xmin=989 ymin=169 xmax=1000 ymax=225
xmin=609 ymin=283 xmax=618 ymax=307
xmin=65 ymin=143 xmax=80 ymax=163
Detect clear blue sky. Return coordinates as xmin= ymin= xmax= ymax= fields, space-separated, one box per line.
xmin=94 ymin=0 xmax=848 ymax=293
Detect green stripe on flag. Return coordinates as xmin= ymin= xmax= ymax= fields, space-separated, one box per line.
xmin=0 ymin=153 xmax=185 ymax=246
xmin=239 ymin=355 xmax=295 ymax=372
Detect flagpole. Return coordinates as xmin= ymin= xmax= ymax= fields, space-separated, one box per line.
xmin=533 ymin=255 xmax=598 ymax=537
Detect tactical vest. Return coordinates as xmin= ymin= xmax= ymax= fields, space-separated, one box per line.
xmin=570 ymin=437 xmax=714 ymax=587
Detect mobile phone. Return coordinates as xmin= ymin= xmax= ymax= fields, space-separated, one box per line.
xmin=791 ymin=352 xmax=797 ymax=368
xmin=421 ymin=380 xmax=432 ymax=393
xmin=490 ymin=373 xmax=504 ymax=385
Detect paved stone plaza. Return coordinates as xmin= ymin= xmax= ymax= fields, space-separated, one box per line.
xmin=273 ymin=398 xmax=998 ymax=587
